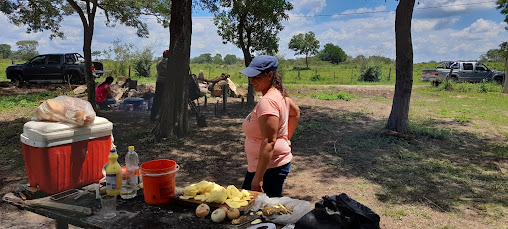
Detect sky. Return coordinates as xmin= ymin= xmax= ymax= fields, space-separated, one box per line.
xmin=0 ymin=0 xmax=506 ymax=63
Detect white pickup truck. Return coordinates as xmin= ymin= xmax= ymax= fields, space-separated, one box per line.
xmin=421 ymin=61 xmax=505 ymax=86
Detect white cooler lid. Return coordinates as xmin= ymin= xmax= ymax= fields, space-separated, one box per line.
xmin=21 ymin=116 xmax=113 ymax=148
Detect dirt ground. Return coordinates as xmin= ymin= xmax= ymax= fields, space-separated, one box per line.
xmin=0 ymin=82 xmax=506 ymax=229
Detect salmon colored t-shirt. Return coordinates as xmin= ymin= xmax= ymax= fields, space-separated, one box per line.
xmin=242 ymin=88 xmax=292 ymax=172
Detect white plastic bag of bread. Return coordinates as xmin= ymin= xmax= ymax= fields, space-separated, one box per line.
xmin=35 ymin=96 xmax=96 ymax=126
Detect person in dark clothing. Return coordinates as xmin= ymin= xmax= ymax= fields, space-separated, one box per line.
xmin=150 ymin=50 xmax=169 ymax=121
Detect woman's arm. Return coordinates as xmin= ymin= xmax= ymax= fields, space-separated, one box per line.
xmin=251 ymin=114 xmax=279 ymax=192
xmin=106 ymin=85 xmax=114 ymax=98
xmin=287 ymin=97 xmax=300 ymax=140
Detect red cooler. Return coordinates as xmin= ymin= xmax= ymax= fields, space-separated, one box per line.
xmin=20 ymin=117 xmax=113 ymax=194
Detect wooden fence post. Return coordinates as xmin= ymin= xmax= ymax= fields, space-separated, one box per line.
xmin=215 ymin=100 xmax=218 ymax=117
xmin=388 ymin=67 xmax=391 ymax=81
xmin=351 ymin=69 xmax=353 ymax=84
xmin=222 ymin=85 xmax=228 ymax=112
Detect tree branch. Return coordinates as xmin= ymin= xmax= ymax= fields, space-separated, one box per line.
xmin=67 ymin=0 xmax=88 ymax=27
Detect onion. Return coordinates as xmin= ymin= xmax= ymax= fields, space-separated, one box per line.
xmin=196 ymin=203 xmax=210 ymax=218
xmin=227 ymin=208 xmax=240 ymax=220
xmin=211 ymin=208 xmax=226 ymax=223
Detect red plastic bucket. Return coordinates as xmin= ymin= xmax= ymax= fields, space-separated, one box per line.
xmin=140 ymin=159 xmax=179 ymax=205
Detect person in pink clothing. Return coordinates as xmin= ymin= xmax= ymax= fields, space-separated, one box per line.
xmin=240 ymin=55 xmax=300 ymax=197
xmin=96 ymin=76 xmax=116 ymax=109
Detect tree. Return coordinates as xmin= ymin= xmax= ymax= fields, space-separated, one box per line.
xmin=106 ymin=39 xmax=134 ymax=76
xmin=14 ymin=40 xmax=39 ymax=61
xmin=319 ymin=43 xmax=347 ymax=64
xmin=132 ymin=46 xmax=155 ymax=77
xmin=212 ymin=53 xmax=223 ymax=64
xmin=288 ymin=31 xmax=320 ymax=69
xmin=497 ymin=0 xmax=508 ymax=26
xmin=212 ymin=0 xmax=293 ymax=105
xmin=223 ymin=54 xmax=237 ymax=65
xmin=385 ymin=0 xmax=416 ymax=133
xmin=1 ymin=0 xmax=170 ymax=108
xmin=479 ymin=48 xmax=503 ymax=62
xmin=192 ymin=53 xmax=212 ymax=63
xmin=91 ymin=50 xmax=102 ymax=60
xmin=499 ymin=41 xmax=508 ymax=93
xmin=154 ymin=0 xmax=192 ymax=138
xmin=0 ymin=44 xmax=12 ymax=59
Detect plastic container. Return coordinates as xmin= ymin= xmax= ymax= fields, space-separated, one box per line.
xmin=121 ymin=146 xmax=139 ymax=199
xmin=106 ymin=149 xmax=121 ymax=196
xmin=21 ymin=117 xmax=112 ymax=194
xmin=140 ymin=159 xmax=179 ymax=205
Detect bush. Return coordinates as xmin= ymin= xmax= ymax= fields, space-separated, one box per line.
xmin=310 ymin=74 xmax=321 ymax=81
xmin=437 ymin=80 xmax=502 ymax=93
xmin=359 ymin=65 xmax=381 ymax=82
xmin=132 ymin=47 xmax=154 ymax=77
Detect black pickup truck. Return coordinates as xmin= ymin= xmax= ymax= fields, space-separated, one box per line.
xmin=5 ymin=53 xmax=104 ymax=84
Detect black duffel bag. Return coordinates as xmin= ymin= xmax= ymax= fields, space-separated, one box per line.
xmin=295 ymin=193 xmax=380 ymax=229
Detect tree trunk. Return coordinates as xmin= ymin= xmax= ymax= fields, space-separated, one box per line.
xmin=68 ymin=0 xmax=97 ymax=110
xmin=503 ymin=57 xmax=508 ymax=93
xmin=242 ymin=45 xmax=254 ymax=105
xmin=154 ymin=0 xmax=192 ymax=138
xmin=305 ymin=55 xmax=308 ymax=69
xmin=84 ymin=26 xmax=96 ymax=109
xmin=385 ymin=0 xmax=415 ymax=133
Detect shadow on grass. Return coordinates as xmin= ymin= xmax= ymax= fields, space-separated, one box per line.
xmin=0 ymin=117 xmax=30 ymax=193
xmin=291 ymin=105 xmax=507 ymax=212
xmin=2 ymin=98 xmax=506 ymax=215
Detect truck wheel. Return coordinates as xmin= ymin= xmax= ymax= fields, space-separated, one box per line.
xmin=494 ymin=76 xmax=503 ymax=84
xmin=64 ymin=72 xmax=81 ymax=85
xmin=10 ymin=72 xmax=23 ymax=83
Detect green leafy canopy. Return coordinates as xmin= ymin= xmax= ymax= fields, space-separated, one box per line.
xmin=288 ymin=31 xmax=320 ymax=57
xmin=212 ymin=0 xmax=293 ymax=56
xmin=0 ymin=0 xmax=172 ymax=39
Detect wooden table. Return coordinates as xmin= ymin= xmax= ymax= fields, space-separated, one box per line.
xmin=2 ymin=186 xmax=266 ymax=229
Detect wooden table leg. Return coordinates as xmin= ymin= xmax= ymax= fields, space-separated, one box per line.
xmin=55 ymin=220 xmax=69 ymax=229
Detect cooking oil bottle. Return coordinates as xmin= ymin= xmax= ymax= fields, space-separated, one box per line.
xmin=106 ymin=149 xmax=122 ymax=195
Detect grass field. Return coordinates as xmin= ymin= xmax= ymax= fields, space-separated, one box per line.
xmin=0 ymin=78 xmax=507 ymax=228
xmin=3 ymin=58 xmax=505 ymax=87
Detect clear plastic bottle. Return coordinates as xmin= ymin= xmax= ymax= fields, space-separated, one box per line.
xmin=121 ymin=146 xmax=139 ymax=199
xmin=105 ymin=149 xmax=121 ymax=196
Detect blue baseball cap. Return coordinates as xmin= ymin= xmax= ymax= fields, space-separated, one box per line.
xmin=240 ymin=55 xmax=279 ymax=77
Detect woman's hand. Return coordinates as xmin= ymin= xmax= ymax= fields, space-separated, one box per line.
xmin=251 ymin=176 xmax=263 ymax=192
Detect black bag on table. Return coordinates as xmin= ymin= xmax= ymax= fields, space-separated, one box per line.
xmin=295 ymin=193 xmax=380 ymax=229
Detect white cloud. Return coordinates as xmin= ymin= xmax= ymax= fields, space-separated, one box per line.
xmin=1 ymin=3 xmax=505 ymax=63
xmin=335 ymin=5 xmax=387 ymax=17
xmin=290 ymin=0 xmax=326 ymax=16
xmin=417 ymin=0 xmax=496 ymax=12
xmin=451 ymin=18 xmax=502 ymax=39
xmin=414 ymin=0 xmax=497 ymax=19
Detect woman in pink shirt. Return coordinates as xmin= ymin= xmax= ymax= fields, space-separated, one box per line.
xmin=240 ymin=55 xmax=300 ymax=197
xmin=96 ymin=76 xmax=116 ymax=109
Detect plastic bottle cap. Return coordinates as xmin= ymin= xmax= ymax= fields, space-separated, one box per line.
xmin=110 ymin=149 xmax=116 ymax=153
xmin=128 ymin=146 xmax=134 ymax=150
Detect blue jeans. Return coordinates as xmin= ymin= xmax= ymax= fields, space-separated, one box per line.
xmin=104 ymin=98 xmax=116 ymax=105
xmin=242 ymin=162 xmax=291 ymax=197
